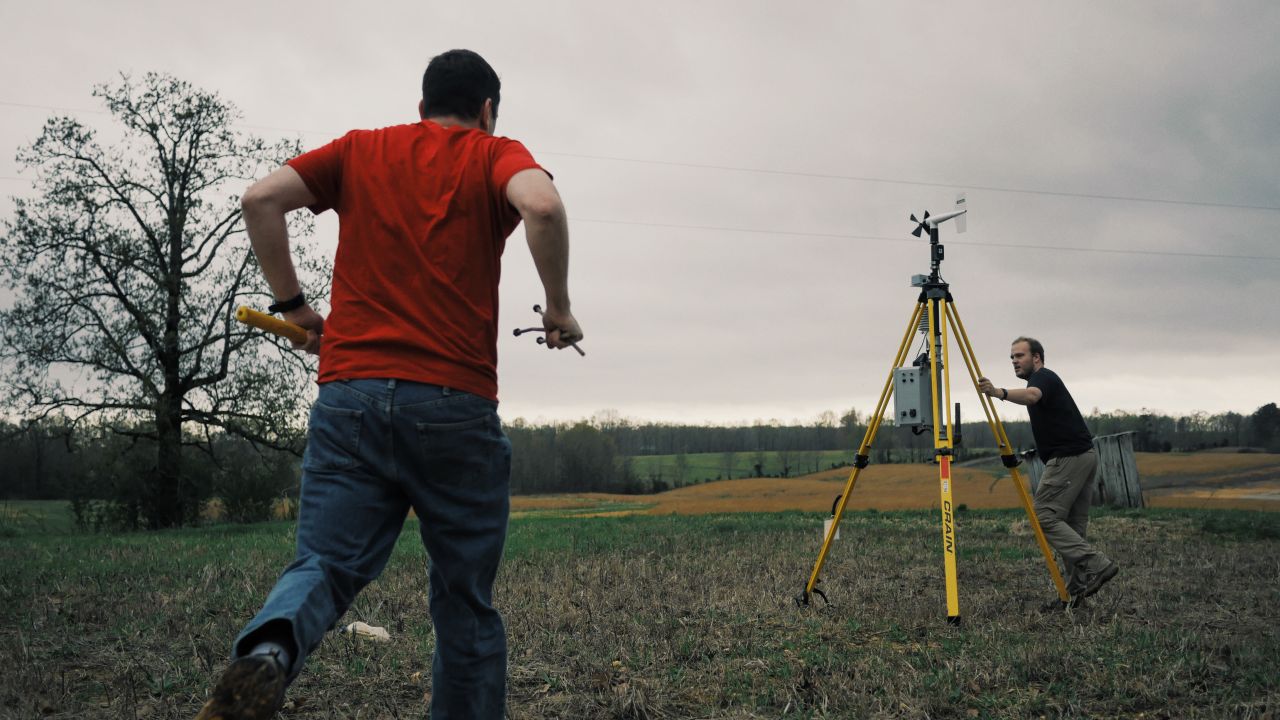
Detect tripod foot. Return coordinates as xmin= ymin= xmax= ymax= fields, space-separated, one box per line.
xmin=794 ymin=587 xmax=829 ymax=608
xmin=946 ymin=615 xmax=962 ymax=626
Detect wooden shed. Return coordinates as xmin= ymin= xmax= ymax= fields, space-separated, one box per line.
xmin=1020 ymin=431 xmax=1144 ymax=508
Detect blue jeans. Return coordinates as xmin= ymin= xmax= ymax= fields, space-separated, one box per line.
xmin=233 ymin=379 xmax=512 ymax=719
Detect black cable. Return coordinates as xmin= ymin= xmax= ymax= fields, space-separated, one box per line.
xmin=1 ymin=176 xmax=1273 ymax=260
xmin=3 ymin=99 xmax=1277 ymax=213
xmin=572 ymin=217 xmax=1280 ymax=262
xmin=3 ymin=101 xmax=1275 ymax=261
xmin=545 ymin=151 xmax=1280 ymax=214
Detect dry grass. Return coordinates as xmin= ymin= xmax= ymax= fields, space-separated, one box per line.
xmin=2 ymin=508 xmax=1278 ymax=718
xmin=508 ymin=466 xmax=1028 ymax=518
xmin=513 ymin=495 xmax=606 ymax=511
xmin=630 ymin=465 xmax=1023 ymax=514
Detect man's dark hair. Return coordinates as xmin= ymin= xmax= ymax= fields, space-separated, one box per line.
xmin=421 ymin=49 xmax=501 ymax=122
xmin=1013 ymin=336 xmax=1044 ymax=363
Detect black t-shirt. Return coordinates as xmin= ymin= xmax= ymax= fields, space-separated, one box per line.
xmin=1026 ymin=367 xmax=1093 ymax=461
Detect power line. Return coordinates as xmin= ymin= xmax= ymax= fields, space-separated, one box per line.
xmin=577 ymin=217 xmax=917 ymax=245
xmin=547 ymin=152 xmax=1280 ymax=214
xmin=572 ymin=217 xmax=1280 ymax=262
xmin=4 ymin=99 xmax=1278 ymax=213
xmin=0 ymin=100 xmax=110 ymax=116
xmin=3 ymin=102 xmax=1276 ymax=261
xmin=949 ymin=238 xmax=1276 ymax=261
xmin=2 ymin=174 xmax=1274 ymax=260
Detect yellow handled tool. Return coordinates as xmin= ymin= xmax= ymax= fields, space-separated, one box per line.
xmin=235 ymin=306 xmax=309 ymax=345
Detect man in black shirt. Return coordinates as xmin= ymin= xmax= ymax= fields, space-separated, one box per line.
xmin=979 ymin=337 xmax=1119 ymax=608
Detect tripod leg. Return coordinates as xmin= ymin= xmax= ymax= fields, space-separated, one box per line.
xmin=799 ymin=302 xmax=923 ymax=606
xmin=946 ymin=301 xmax=1070 ymax=602
xmin=927 ymin=298 xmax=961 ymax=623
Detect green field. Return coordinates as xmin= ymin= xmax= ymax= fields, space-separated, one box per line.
xmin=2 ymin=501 xmax=1278 ymax=718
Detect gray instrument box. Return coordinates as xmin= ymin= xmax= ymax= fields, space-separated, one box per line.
xmin=894 ymin=365 xmax=933 ymax=427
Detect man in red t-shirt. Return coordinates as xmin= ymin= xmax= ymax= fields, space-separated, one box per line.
xmin=196 ymin=50 xmax=582 ymax=720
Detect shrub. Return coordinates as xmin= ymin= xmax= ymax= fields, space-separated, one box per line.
xmin=209 ymin=442 xmax=299 ymax=523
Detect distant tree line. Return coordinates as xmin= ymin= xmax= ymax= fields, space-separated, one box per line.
xmin=0 ymin=420 xmax=297 ymax=529
xmin=2 ymin=403 xmax=1276 ymax=526
xmin=585 ymin=403 xmax=1280 ymax=459
xmin=505 ymin=420 xmax=640 ymax=495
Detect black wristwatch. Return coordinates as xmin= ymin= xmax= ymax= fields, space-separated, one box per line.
xmin=1001 ymin=388 xmax=1009 ymax=401
xmin=268 ymin=292 xmax=306 ymax=314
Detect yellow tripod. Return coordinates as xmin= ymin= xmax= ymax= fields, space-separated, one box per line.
xmin=796 ymin=207 xmax=1068 ymax=623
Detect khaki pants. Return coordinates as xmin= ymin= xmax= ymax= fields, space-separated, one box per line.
xmin=1033 ymin=449 xmax=1111 ymax=596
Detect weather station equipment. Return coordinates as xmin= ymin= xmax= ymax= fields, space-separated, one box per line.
xmin=796 ymin=195 xmax=1069 ymax=624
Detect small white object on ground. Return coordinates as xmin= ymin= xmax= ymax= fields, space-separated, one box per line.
xmin=343 ymin=621 xmax=391 ymax=642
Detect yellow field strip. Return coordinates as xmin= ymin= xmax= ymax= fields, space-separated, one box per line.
xmin=1134 ymin=451 xmax=1280 ymax=476
xmin=510 ymin=454 xmax=1280 ymax=517
xmin=513 ymin=466 xmax=1024 ymax=516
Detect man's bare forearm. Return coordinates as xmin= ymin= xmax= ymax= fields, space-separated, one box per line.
xmin=977 ymin=377 xmax=1042 ymax=406
xmin=505 ymin=167 xmax=581 ymax=348
xmin=1003 ymin=387 xmax=1039 ymax=406
xmin=524 ymin=207 xmax=571 ymax=312
xmin=243 ymin=202 xmax=301 ymax=301
xmin=241 ymin=166 xmax=316 ymax=302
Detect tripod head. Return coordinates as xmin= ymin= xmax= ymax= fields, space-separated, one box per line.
xmin=910 ymin=194 xmax=967 ymax=284
xmin=897 ymin=194 xmax=970 ymax=434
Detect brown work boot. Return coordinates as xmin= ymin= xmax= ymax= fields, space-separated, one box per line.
xmin=194 ymin=655 xmax=286 ymax=720
xmin=1081 ymin=561 xmax=1119 ymax=599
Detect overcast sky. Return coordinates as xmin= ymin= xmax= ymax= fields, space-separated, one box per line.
xmin=1 ymin=1 xmax=1277 ymax=425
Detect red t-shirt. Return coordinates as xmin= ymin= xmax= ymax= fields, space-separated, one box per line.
xmin=287 ymin=121 xmax=545 ymax=401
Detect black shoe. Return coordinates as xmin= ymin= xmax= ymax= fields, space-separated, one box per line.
xmin=1081 ymin=561 xmax=1119 ymax=599
xmin=194 ymin=655 xmax=286 ymax=720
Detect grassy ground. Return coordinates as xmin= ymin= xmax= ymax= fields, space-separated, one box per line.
xmin=0 ymin=500 xmax=77 ymax=537
xmin=2 ymin=503 xmax=1278 ymax=718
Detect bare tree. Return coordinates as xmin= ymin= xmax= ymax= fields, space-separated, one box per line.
xmin=0 ymin=73 xmax=328 ymax=528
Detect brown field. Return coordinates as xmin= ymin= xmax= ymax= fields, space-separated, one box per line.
xmin=1137 ymin=451 xmax=1280 ymax=511
xmin=1136 ymin=451 xmax=1280 ymax=477
xmin=512 ymin=451 xmax=1280 ymax=517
